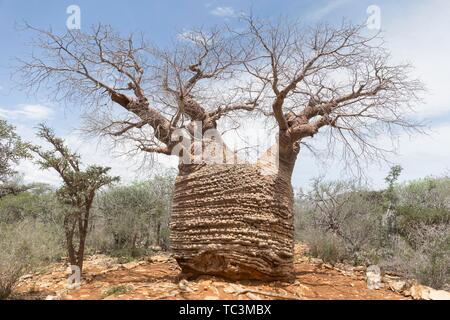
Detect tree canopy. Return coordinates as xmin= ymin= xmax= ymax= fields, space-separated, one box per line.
xmin=17 ymin=18 xmax=424 ymax=171
xmin=0 ymin=120 xmax=29 ymax=197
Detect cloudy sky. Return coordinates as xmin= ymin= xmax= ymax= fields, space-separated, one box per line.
xmin=0 ymin=0 xmax=449 ymax=189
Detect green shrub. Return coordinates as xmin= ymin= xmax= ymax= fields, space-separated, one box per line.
xmin=397 ymin=206 xmax=450 ymax=234
xmin=87 ymin=172 xmax=175 ymax=257
xmin=0 ymin=185 xmax=64 ymax=226
xmin=397 ymin=176 xmax=450 ymax=210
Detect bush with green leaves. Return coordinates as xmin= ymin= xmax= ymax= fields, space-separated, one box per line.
xmin=383 ymin=223 xmax=450 ymax=289
xmin=0 ymin=120 xmax=30 ymax=198
xmin=88 ymin=171 xmax=175 ymax=258
xmin=393 ymin=176 xmax=450 ymax=288
xmin=397 ymin=176 xmax=450 ymax=210
xmin=0 ymin=184 xmax=64 ymax=225
xmin=395 ymin=176 xmax=450 ymax=236
xmin=300 ymin=229 xmax=348 ymax=264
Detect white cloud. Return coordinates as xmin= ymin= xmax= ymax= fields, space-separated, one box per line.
xmin=309 ymin=0 xmax=353 ymax=21
xmin=0 ymin=104 xmax=53 ymax=121
xmin=365 ymin=122 xmax=450 ymax=187
xmin=19 ymin=159 xmax=62 ymax=186
xmin=291 ymin=1 xmax=450 ymax=189
xmin=383 ymin=0 xmax=450 ymax=118
xmin=293 ymin=121 xmax=450 ymax=190
xmin=177 ymin=29 xmax=206 ymax=43
xmin=17 ymin=129 xmax=177 ymax=187
xmin=210 ymin=6 xmax=236 ymax=18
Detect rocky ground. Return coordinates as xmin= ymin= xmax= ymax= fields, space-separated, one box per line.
xmin=12 ymin=244 xmax=450 ymax=300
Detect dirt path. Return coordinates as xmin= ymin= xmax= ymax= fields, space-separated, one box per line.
xmin=14 ymin=245 xmax=408 ymax=300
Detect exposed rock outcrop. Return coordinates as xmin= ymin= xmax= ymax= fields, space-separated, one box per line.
xmin=14 ymin=245 xmax=413 ymax=300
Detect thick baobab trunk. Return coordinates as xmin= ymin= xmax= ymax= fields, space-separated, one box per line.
xmin=170 ymin=157 xmax=296 ymax=280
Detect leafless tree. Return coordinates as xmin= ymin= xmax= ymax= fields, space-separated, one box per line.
xmin=238 ymin=17 xmax=424 ymax=174
xmin=17 ymin=24 xmax=259 ymax=159
xmin=300 ymin=177 xmax=381 ymax=255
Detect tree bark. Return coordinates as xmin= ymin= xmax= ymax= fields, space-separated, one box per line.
xmin=170 ymin=149 xmax=297 ymax=280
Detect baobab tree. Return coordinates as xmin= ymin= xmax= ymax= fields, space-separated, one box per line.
xmin=17 ymin=17 xmax=423 ymax=280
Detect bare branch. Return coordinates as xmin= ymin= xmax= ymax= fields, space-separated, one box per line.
xmin=240 ymin=16 xmax=424 ymax=167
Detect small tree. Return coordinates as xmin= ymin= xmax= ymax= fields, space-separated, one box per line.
xmin=0 ymin=120 xmax=29 ymax=198
xmin=384 ymin=165 xmax=403 ymax=209
xmin=383 ymin=165 xmax=402 ymax=241
xmin=29 ymin=124 xmax=119 ymax=273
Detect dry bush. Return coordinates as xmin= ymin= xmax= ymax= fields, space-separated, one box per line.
xmin=296 ymin=178 xmax=384 ymax=265
xmin=301 ymin=229 xmax=348 ymax=264
xmin=402 ymin=224 xmax=450 ymax=289
xmin=0 ymin=247 xmax=25 ymax=299
xmin=0 ymin=220 xmax=63 ymax=299
xmin=295 ymin=175 xmax=450 ymax=289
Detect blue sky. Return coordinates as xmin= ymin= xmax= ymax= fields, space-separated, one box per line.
xmin=1 ymin=0 xmax=450 ymax=189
